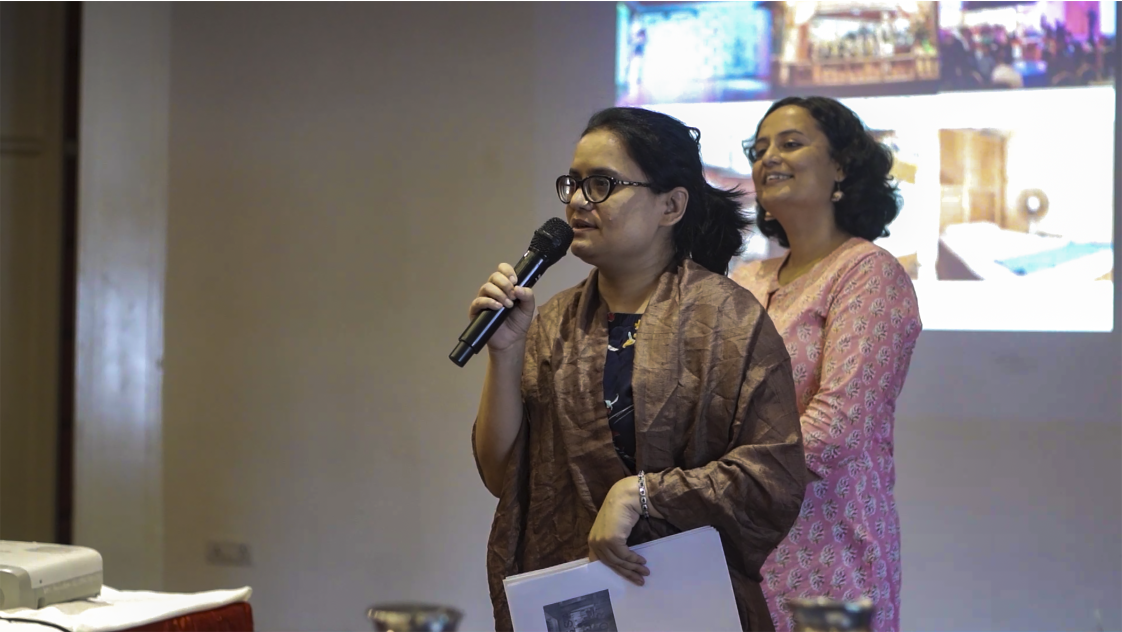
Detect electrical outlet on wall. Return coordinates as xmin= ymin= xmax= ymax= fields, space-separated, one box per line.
xmin=205 ymin=540 xmax=252 ymax=567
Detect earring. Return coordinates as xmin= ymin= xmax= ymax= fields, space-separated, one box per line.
xmin=831 ymin=182 xmax=844 ymax=203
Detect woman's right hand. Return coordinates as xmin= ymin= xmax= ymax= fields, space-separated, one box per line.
xmin=468 ymin=263 xmax=536 ymax=354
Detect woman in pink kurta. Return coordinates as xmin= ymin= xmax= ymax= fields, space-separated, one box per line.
xmin=733 ymin=97 xmax=922 ymax=632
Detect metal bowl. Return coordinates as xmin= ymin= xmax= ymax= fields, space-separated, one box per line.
xmin=366 ymin=603 xmax=463 ymax=632
xmin=789 ymin=596 xmax=875 ymax=632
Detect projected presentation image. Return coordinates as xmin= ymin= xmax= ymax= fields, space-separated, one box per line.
xmin=769 ymin=1 xmax=940 ymax=98
xmin=867 ymin=128 xmax=925 ymax=279
xmin=620 ymin=1 xmax=1117 ymax=331
xmin=938 ymin=0 xmax=1117 ymax=91
xmin=936 ymin=125 xmax=1114 ymax=283
xmin=616 ymin=1 xmax=772 ymax=105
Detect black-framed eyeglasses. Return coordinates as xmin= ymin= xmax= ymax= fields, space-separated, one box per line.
xmin=556 ymin=174 xmax=652 ymax=204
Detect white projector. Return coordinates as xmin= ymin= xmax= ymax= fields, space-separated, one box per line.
xmin=0 ymin=541 xmax=102 ymax=610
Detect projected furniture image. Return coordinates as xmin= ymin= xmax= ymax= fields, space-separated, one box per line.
xmin=937 ymin=128 xmax=1114 ymax=281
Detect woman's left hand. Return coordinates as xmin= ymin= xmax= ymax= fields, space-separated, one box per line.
xmin=588 ymin=476 xmax=650 ymax=586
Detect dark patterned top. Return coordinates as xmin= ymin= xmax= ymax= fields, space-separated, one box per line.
xmin=604 ymin=312 xmax=641 ymax=473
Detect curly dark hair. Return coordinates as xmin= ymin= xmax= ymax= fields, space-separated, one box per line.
xmin=751 ymin=96 xmax=900 ymax=248
xmin=583 ymin=107 xmax=751 ymax=274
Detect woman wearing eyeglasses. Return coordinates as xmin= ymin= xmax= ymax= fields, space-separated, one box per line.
xmin=468 ymin=107 xmax=812 ymax=631
xmin=732 ymin=97 xmax=922 ymax=632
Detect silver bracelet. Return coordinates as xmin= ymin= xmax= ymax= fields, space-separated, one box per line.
xmin=637 ymin=471 xmax=650 ymax=520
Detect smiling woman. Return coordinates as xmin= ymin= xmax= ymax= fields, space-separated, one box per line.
xmin=749 ymin=97 xmax=901 ymax=258
xmin=466 ymin=107 xmax=814 ymax=632
xmin=732 ymin=96 xmax=922 ymax=632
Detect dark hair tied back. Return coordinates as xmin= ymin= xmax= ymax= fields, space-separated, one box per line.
xmin=583 ymin=107 xmax=751 ymax=274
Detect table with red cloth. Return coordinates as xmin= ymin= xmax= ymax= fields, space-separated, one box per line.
xmin=126 ymin=601 xmax=253 ymax=631
xmin=1 ymin=586 xmax=253 ymax=632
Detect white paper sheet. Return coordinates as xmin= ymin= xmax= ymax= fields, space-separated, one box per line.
xmin=503 ymin=526 xmax=740 ymax=632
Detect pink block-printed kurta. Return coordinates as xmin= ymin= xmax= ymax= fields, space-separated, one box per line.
xmin=731 ymin=237 xmax=921 ymax=632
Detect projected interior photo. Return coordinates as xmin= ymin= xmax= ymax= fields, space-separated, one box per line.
xmin=620 ymin=0 xmax=1117 ymax=332
xmin=770 ymin=1 xmax=941 ymax=97
xmin=936 ymin=125 xmax=1114 ymax=283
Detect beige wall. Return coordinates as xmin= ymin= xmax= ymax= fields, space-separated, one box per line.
xmin=898 ymin=416 xmax=1121 ymax=630
xmin=73 ymin=1 xmax=169 ymax=589
xmin=0 ymin=0 xmax=64 ymax=542
xmin=162 ymin=4 xmax=579 ymax=630
xmin=61 ymin=2 xmax=1122 ymax=631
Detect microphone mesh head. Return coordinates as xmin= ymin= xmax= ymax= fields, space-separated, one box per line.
xmin=529 ymin=217 xmax=574 ymax=263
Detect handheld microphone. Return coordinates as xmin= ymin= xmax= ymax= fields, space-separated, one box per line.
xmin=450 ymin=218 xmax=574 ymax=367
